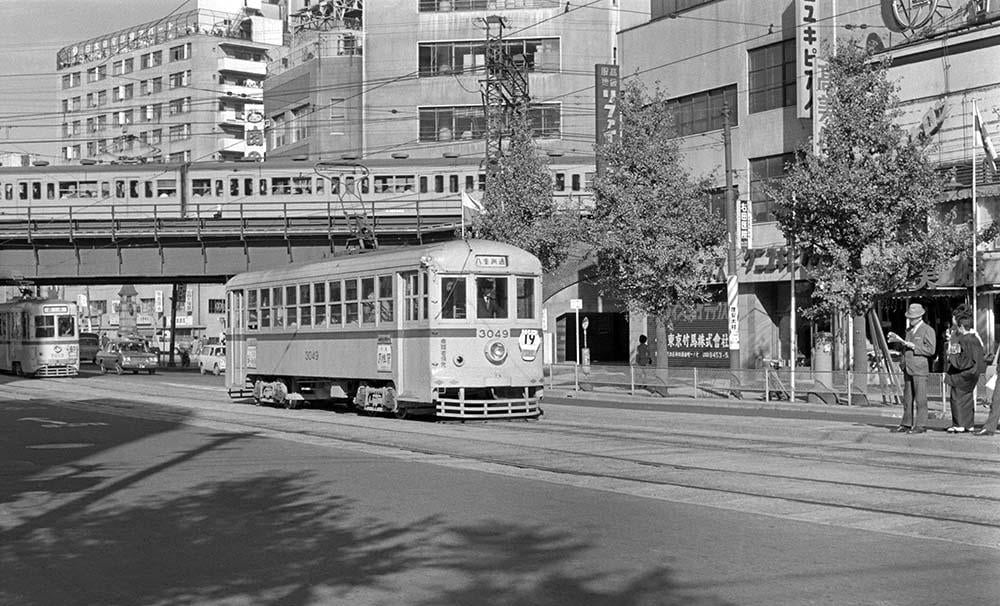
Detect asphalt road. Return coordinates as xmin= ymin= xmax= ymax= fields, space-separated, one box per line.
xmin=1 ymin=373 xmax=998 ymax=605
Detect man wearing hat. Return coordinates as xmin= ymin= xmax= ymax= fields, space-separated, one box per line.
xmin=887 ymin=303 xmax=936 ymax=433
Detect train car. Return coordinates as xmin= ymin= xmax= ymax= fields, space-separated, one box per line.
xmin=0 ymin=297 xmax=80 ymax=377
xmin=225 ymin=239 xmax=544 ymax=419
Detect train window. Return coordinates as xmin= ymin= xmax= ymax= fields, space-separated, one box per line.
xmin=464 ymin=176 xmax=474 ymax=191
xmin=378 ymin=275 xmax=394 ymax=322
xmin=329 ymin=280 xmax=343 ymax=326
xmin=286 ymin=285 xmax=297 ymax=306
xmin=403 ymin=272 xmax=421 ymax=321
xmin=360 ymin=177 xmax=369 ymax=194
xmin=299 ymin=284 xmax=311 ymax=306
xmin=516 ymin=278 xmax=535 ymax=319
xmin=344 ymin=279 xmax=359 ymax=325
xmin=554 ymin=173 xmax=565 ymax=192
xmin=313 ymin=300 xmax=326 ymax=327
xmin=259 ymin=179 xmax=267 ymax=195
xmin=419 ymin=176 xmax=428 ymax=194
xmin=230 ymin=178 xmax=239 ymax=196
xmin=478 ymin=174 xmax=485 ymax=191
xmin=373 ymin=176 xmax=390 ymax=194
xmin=193 ymin=179 xmax=211 ymax=197
xmin=129 ymin=180 xmax=140 ymax=198
xmin=344 ymin=176 xmax=354 ymax=195
xmin=327 ymin=177 xmax=339 ymax=195
xmin=361 ymin=277 xmax=376 ymax=324
xmin=299 ymin=285 xmax=311 ymax=326
xmin=80 ymin=181 xmax=98 ymax=198
xmin=260 ymin=287 xmax=270 ymax=308
xmin=449 ymin=175 xmax=459 ymax=194
xmin=286 ymin=304 xmax=297 ymax=327
xmin=101 ymin=182 xmax=111 ymax=198
xmin=315 ymin=178 xmax=324 ymax=196
xmin=292 ymin=176 xmax=312 ymax=194
xmin=244 ymin=178 xmax=253 ymax=196
xmin=46 ymin=183 xmax=56 ymax=200
xmin=423 ymin=272 xmax=429 ymax=319
xmin=585 ymin=172 xmax=595 ymax=189
xmin=58 ymin=315 xmax=76 ymax=337
xmin=261 ymin=306 xmax=271 ymax=329
xmin=215 ymin=180 xmax=224 ymax=197
xmin=157 ymin=179 xmax=177 ymax=197
xmin=35 ymin=315 xmax=55 ymax=338
xmin=272 ymin=287 xmax=284 ymax=328
xmin=144 ymin=181 xmax=154 ymax=198
xmin=396 ymin=176 xmax=415 ymax=193
xmin=247 ymin=289 xmax=258 ymax=331
xmin=476 ymin=277 xmax=508 ymax=319
xmin=272 ymin=177 xmax=291 ymax=195
xmin=434 ymin=175 xmax=444 ymax=193
xmin=571 ymin=174 xmax=581 ymax=191
xmin=5 ymin=183 xmax=12 ymax=200
xmin=32 ymin=182 xmax=42 ymax=200
xmin=18 ymin=182 xmax=27 ymax=200
xmin=441 ymin=277 xmax=466 ymax=319
xmin=116 ymin=180 xmax=126 ymax=198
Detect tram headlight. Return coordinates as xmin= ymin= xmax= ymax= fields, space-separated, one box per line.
xmin=484 ymin=340 xmax=507 ymax=365
xmin=453 ymin=355 xmax=465 ymax=367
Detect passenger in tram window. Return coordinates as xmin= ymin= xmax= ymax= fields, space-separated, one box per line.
xmin=476 ymin=278 xmax=507 ymax=319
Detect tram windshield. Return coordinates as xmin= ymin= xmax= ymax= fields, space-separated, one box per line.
xmin=441 ymin=277 xmax=466 ymax=319
xmin=476 ymin=277 xmax=508 ymax=319
xmin=34 ymin=314 xmax=76 ymax=338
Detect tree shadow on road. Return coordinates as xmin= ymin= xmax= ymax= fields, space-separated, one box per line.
xmin=0 ymin=469 xmax=732 ymax=606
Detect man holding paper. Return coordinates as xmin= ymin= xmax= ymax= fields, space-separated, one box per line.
xmin=887 ymin=303 xmax=936 ymax=434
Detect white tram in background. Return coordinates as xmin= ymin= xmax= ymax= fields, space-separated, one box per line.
xmin=0 ymin=298 xmax=80 ymax=377
xmin=225 ymin=240 xmax=544 ymax=419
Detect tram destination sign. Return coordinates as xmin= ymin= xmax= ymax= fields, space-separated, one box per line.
xmin=475 ymin=255 xmax=508 ymax=268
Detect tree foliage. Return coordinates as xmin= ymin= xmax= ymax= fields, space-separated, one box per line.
xmin=471 ymin=112 xmax=583 ymax=271
xmin=590 ymin=79 xmax=727 ymax=319
xmin=769 ymin=42 xmax=969 ymax=318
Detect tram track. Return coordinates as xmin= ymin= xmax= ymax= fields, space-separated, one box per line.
xmin=7 ymin=376 xmax=1000 ymax=547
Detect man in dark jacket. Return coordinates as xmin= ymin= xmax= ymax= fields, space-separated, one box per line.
xmin=887 ymin=303 xmax=936 ymax=434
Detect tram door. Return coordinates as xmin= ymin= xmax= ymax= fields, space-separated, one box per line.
xmin=227 ymin=289 xmax=246 ymax=389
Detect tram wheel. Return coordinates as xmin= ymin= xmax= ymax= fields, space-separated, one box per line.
xmin=393 ymin=406 xmax=408 ymax=420
xmin=12 ymin=362 xmax=22 ymax=377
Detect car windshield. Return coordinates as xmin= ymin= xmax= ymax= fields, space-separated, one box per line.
xmin=122 ymin=342 xmax=148 ymax=352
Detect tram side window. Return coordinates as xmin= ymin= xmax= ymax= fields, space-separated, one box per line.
xmin=419 ymin=176 xmax=429 ymax=194
xmin=5 ymin=184 xmax=13 ymax=200
xmin=516 ymin=278 xmax=535 ymax=319
xmin=272 ymin=177 xmax=291 ymax=195
xmin=465 ymin=175 xmax=474 ymax=192
xmin=361 ymin=277 xmax=376 ymax=324
xmin=285 ymin=285 xmax=298 ymax=327
xmin=344 ymin=279 xmax=359 ymax=325
xmin=193 ymin=179 xmax=212 ymax=197
xmin=260 ymin=288 xmax=271 ymax=328
xmin=434 ymin=175 xmax=444 ymax=193
xmin=315 ymin=178 xmax=324 ymax=196
xmin=230 ymin=178 xmax=239 ymax=196
xmin=35 ymin=315 xmax=55 ymax=338
xmin=378 ymin=275 xmax=394 ymax=323
xmin=272 ymin=287 xmax=284 ymax=328
xmin=403 ymin=272 xmax=421 ymax=321
xmin=476 ymin=277 xmax=508 ymax=319
xmin=311 ymin=283 xmax=325 ymax=327
xmin=247 ymin=289 xmax=258 ymax=331
xmin=298 ymin=284 xmax=311 ymax=327
xmin=47 ymin=183 xmax=56 ymax=200
xmin=292 ymin=176 xmax=312 ymax=194
xmin=423 ymin=272 xmax=429 ymax=319
xmin=571 ymin=174 xmax=582 ymax=191
xmin=32 ymin=182 xmax=42 ymax=200
xmin=441 ymin=277 xmax=466 ymax=319
xmin=449 ymin=175 xmax=459 ymax=194
xmin=58 ymin=315 xmax=75 ymax=337
xmin=329 ymin=280 xmax=343 ymax=326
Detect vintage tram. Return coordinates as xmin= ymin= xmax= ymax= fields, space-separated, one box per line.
xmin=0 ymin=297 xmax=80 ymax=377
xmin=225 ymin=239 xmax=544 ymax=419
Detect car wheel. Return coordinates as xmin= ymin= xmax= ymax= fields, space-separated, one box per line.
xmin=213 ymin=364 xmax=221 ymax=376
xmin=12 ymin=362 xmax=23 ymax=377
xmin=115 ymin=362 xmax=124 ymax=375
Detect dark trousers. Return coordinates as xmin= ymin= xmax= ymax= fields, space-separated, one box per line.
xmin=901 ymin=372 xmax=928 ymax=429
xmin=949 ymin=385 xmax=976 ymax=429
xmin=984 ymin=388 xmax=1000 ymax=432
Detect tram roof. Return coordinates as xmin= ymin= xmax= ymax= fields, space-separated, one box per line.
xmin=225 ymin=239 xmax=542 ymax=289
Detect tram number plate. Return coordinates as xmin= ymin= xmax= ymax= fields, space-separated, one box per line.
xmin=478 ymin=329 xmax=510 ymax=339
xmin=304 ymin=350 xmax=320 ymax=361
xmin=376 ymin=343 xmax=392 ymax=371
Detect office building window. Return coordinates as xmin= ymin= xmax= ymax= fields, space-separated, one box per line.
xmin=749 ymin=152 xmax=795 ymax=222
xmin=168 ymin=97 xmax=190 ymax=115
xmin=169 ymin=43 xmax=191 ymax=62
xmin=668 ymin=85 xmax=737 ymax=137
xmin=419 ymin=104 xmax=561 ymax=142
xmin=748 ymin=39 xmax=796 ymax=113
xmin=168 ymin=70 xmax=190 ymax=89
xmin=418 ymin=38 xmax=559 ymax=76
xmin=168 ymin=124 xmax=191 ymax=141
xmin=330 ymin=98 xmax=345 ymax=135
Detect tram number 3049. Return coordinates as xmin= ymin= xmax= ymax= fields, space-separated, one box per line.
xmin=478 ymin=328 xmax=510 ymax=339
xmin=304 ymin=349 xmax=320 ymax=361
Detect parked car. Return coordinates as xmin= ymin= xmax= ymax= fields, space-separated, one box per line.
xmin=198 ymin=344 xmax=226 ymax=376
xmin=96 ymin=339 xmax=158 ymax=375
xmin=79 ymin=332 xmax=100 ymax=364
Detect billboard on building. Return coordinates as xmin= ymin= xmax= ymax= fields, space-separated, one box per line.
xmin=664 ymin=303 xmax=730 ymax=368
xmin=595 ymin=63 xmax=621 ymax=176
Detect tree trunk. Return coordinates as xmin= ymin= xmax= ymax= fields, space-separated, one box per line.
xmin=852 ymin=313 xmax=867 ymax=373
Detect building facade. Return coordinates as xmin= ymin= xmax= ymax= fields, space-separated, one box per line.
xmin=54 ymin=0 xmax=281 ymax=165
xmin=620 ymin=0 xmax=1000 ymax=368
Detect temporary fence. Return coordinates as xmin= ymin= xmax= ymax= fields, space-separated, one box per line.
xmin=545 ymin=362 xmax=994 ymax=413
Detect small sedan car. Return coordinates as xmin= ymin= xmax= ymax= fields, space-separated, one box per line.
xmin=96 ymin=340 xmax=159 ymax=375
xmin=198 ymin=344 xmax=226 ymax=376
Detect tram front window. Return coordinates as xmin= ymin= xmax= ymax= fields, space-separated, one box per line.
xmin=58 ymin=315 xmax=75 ymax=337
xmin=35 ymin=315 xmax=55 ymax=338
xmin=476 ymin=277 xmax=507 ymax=319
xmin=441 ymin=277 xmax=466 ymax=319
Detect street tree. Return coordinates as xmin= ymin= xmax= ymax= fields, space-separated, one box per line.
xmin=768 ymin=42 xmax=969 ymax=370
xmin=471 ymin=111 xmax=583 ymax=272
xmin=590 ymin=78 xmax=727 ymax=323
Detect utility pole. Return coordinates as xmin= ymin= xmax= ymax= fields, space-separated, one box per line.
xmin=722 ymin=102 xmax=741 ymax=383
xmin=480 ymin=15 xmax=529 ymax=183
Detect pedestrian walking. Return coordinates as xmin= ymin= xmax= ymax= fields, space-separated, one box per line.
xmin=887 ymin=303 xmax=936 ymax=434
xmin=944 ymin=304 xmax=985 ymax=433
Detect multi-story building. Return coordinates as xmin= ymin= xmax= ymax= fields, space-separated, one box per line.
xmin=619 ymin=0 xmax=1000 ymax=368
xmin=265 ymin=0 xmax=648 ymax=161
xmin=54 ymin=0 xmax=281 ymax=165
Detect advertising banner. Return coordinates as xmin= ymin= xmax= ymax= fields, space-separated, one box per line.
xmin=665 ymin=303 xmax=730 ymax=368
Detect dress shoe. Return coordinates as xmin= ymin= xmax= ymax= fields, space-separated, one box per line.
xmin=891 ymin=425 xmax=910 ymax=433
xmin=973 ymin=429 xmax=996 ymax=436
xmin=946 ymin=426 xmax=967 ymax=433
xmin=907 ymin=427 xmax=927 ymax=434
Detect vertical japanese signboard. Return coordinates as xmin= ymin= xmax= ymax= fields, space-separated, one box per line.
xmin=738 ymin=198 xmax=752 ymax=250
xmin=797 ymin=0 xmax=819 ymax=120
xmin=594 ymin=63 xmax=621 ymax=177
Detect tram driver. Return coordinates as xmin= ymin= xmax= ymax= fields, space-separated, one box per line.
xmin=476 ymin=278 xmax=507 ymax=319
